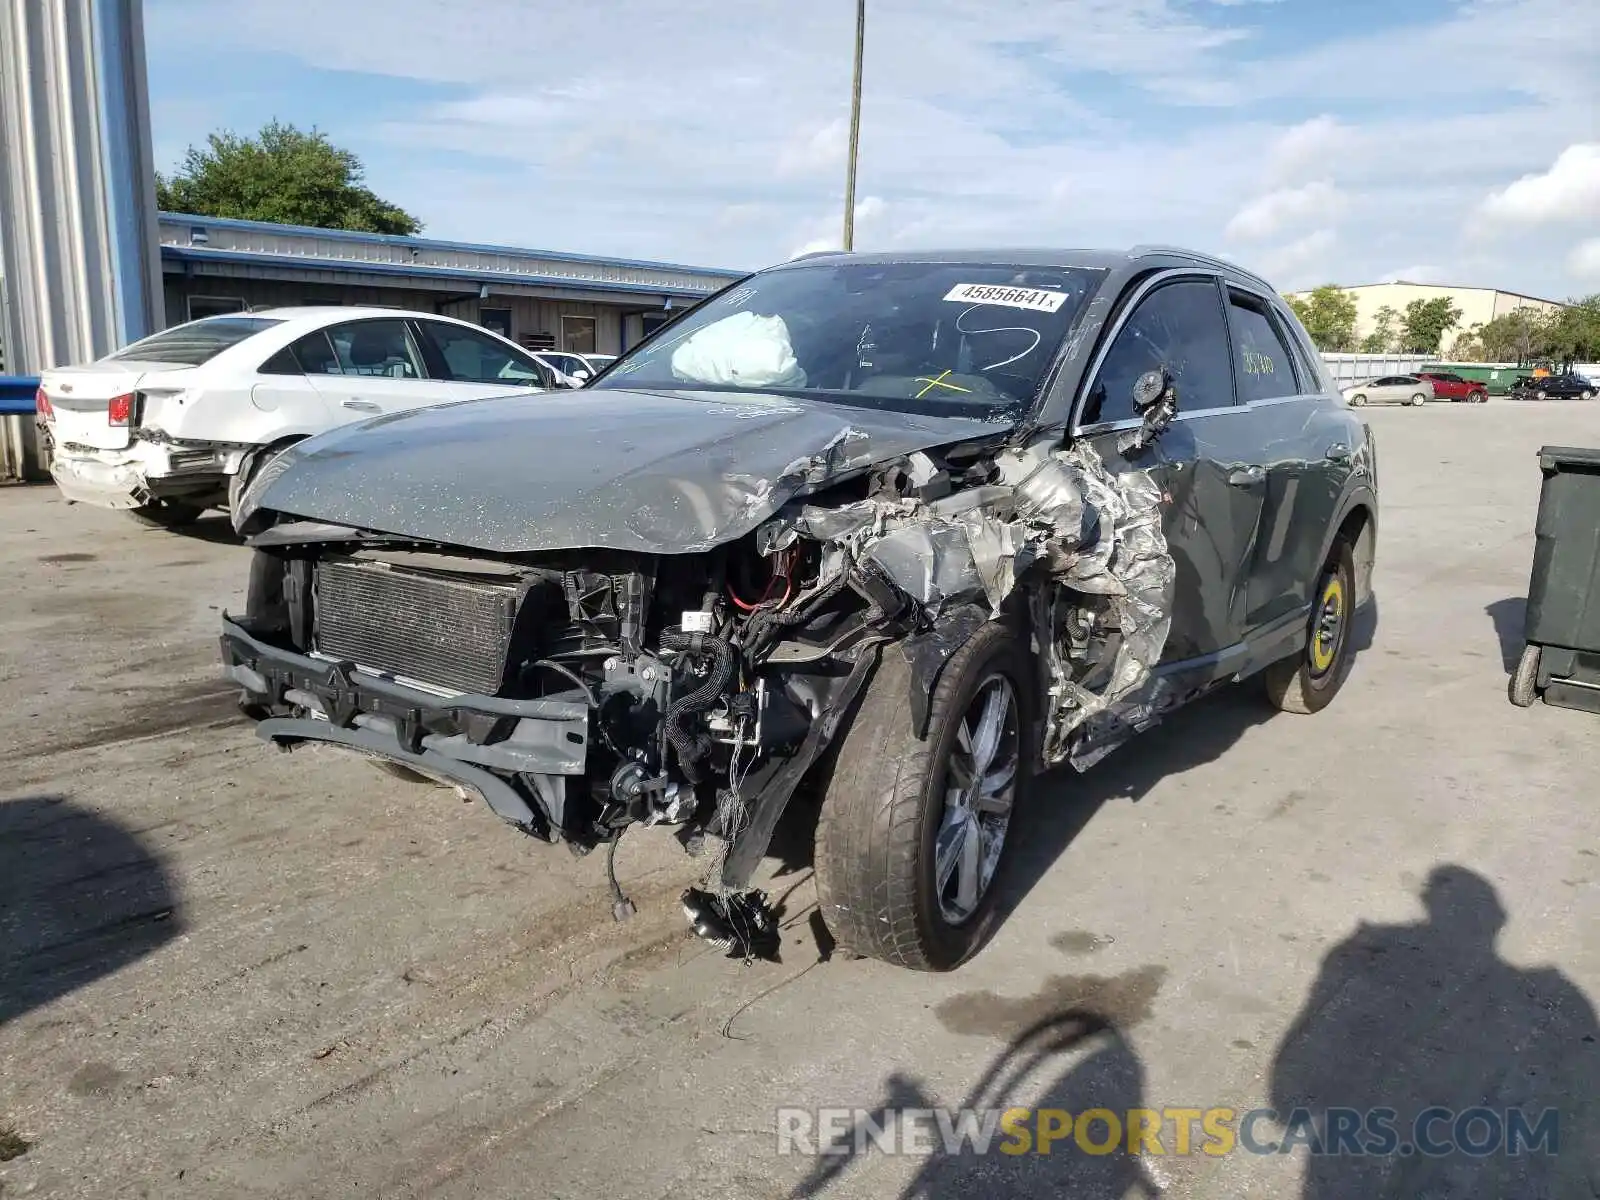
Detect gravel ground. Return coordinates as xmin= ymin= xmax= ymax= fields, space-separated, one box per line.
xmin=1 ymin=401 xmax=1596 ymax=1199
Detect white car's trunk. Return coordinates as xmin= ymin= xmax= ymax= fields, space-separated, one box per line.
xmin=40 ymin=361 xmax=193 ymax=450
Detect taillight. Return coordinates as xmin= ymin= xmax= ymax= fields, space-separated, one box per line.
xmin=35 ymin=388 xmax=53 ymax=421
xmin=107 ymin=392 xmax=135 ymax=427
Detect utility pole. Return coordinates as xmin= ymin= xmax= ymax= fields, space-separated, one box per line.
xmin=841 ymin=0 xmax=865 ymax=251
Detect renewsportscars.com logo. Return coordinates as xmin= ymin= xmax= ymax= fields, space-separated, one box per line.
xmin=775 ymin=1105 xmax=1561 ymax=1159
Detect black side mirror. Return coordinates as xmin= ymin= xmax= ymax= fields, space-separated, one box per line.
xmin=1118 ymin=368 xmax=1178 ymax=455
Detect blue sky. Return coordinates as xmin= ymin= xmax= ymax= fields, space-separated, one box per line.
xmin=143 ymin=0 xmax=1599 ymax=298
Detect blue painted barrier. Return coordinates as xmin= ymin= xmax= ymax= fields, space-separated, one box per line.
xmin=0 ymin=375 xmax=41 ymax=416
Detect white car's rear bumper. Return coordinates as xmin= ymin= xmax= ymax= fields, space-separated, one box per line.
xmin=48 ymin=440 xmax=239 ymax=510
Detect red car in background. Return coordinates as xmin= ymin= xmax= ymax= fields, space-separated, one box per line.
xmin=1416 ymin=371 xmax=1488 ymax=403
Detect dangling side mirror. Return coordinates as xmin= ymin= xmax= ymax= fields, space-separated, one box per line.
xmin=1119 ymin=367 xmax=1178 ymax=455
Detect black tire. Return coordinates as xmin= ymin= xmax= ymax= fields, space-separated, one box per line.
xmin=1264 ymin=539 xmax=1358 ymax=715
xmin=1410 ymin=392 xmax=1428 ymax=406
xmin=1509 ymin=643 xmax=1540 ymax=707
xmin=127 ymin=500 xmax=205 ymax=529
xmin=1583 ymin=390 xmax=1596 ymax=401
xmin=1535 ymin=390 xmax=1547 ymax=400
xmin=814 ymin=622 xmax=1033 ymax=971
xmin=1349 ymin=393 xmax=1367 ymax=407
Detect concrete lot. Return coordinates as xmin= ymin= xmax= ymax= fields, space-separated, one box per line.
xmin=1 ymin=403 xmax=1597 ymax=1199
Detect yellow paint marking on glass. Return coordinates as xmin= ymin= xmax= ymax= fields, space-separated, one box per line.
xmin=914 ymin=370 xmax=972 ymax=398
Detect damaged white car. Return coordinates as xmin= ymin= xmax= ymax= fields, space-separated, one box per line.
xmin=220 ymin=248 xmax=1378 ymax=970
xmin=36 ymin=308 xmax=554 ymax=527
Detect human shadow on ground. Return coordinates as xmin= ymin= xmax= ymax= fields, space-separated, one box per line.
xmin=1270 ymin=864 xmax=1598 ymax=1199
xmin=789 ymin=984 xmax=1163 ymax=1198
xmin=0 ymin=795 xmax=182 ymax=1025
xmin=1484 ymin=597 xmax=1527 ymax=673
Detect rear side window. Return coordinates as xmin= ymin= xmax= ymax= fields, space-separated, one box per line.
xmin=295 ymin=320 xmax=426 ymax=378
xmin=1083 ymin=278 xmax=1234 ymax=425
xmin=1227 ymin=294 xmax=1300 ymax=403
xmin=109 ymin=317 xmax=283 ymax=365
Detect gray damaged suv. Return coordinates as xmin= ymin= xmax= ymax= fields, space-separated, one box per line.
xmin=221 ymin=247 xmax=1377 ymax=971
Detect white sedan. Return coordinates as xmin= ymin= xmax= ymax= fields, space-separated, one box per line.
xmin=1340 ymin=374 xmax=1436 ymax=408
xmin=37 ymin=307 xmax=557 ymax=527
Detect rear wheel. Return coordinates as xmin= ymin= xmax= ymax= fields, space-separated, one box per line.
xmin=127 ymin=500 xmax=205 ymax=529
xmin=814 ymin=622 xmax=1031 ymax=971
xmin=1582 ymin=390 xmax=1596 ymax=401
xmin=1536 ymin=389 xmax=1548 ymax=400
xmin=1265 ymin=539 xmax=1357 ymax=714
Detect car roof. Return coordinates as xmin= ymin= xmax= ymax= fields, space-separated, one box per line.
xmin=769 ymin=245 xmax=1278 ymax=291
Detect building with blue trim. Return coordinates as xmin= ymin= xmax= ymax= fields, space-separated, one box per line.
xmin=158 ymin=212 xmax=747 ymax=356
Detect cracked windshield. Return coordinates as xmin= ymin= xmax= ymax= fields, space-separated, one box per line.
xmin=597 ymin=263 xmax=1104 ymax=413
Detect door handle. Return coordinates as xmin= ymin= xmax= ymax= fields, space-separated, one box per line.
xmin=1228 ymin=465 xmax=1266 ymax=487
xmin=341 ymin=399 xmax=381 ymax=413
xmin=1325 ymin=442 xmax=1352 ymax=463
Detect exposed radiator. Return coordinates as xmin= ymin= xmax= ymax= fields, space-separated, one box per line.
xmin=313 ymin=559 xmax=517 ymax=695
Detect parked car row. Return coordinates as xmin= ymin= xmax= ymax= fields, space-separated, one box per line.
xmin=1340 ymin=371 xmax=1489 ymax=407
xmin=34 ymin=308 xmax=611 ymax=527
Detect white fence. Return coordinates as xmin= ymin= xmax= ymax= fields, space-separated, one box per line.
xmin=1319 ymin=353 xmax=1436 ymax=386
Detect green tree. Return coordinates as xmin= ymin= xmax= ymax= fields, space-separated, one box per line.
xmin=1476 ymin=307 xmax=1552 ymax=365
xmin=1399 ymin=297 xmax=1463 ymax=354
xmin=1360 ymin=305 xmax=1400 ymax=354
xmin=156 ymin=120 xmax=422 ymax=235
xmin=1445 ymin=325 xmax=1485 ymax=362
xmin=1540 ymin=295 xmax=1600 ymax=368
xmin=1284 ymin=285 xmax=1358 ymax=351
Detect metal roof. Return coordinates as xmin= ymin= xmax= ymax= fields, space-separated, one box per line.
xmin=157 ymin=212 xmax=746 ymax=301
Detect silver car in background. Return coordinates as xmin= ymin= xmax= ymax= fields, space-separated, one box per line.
xmin=1342 ymin=374 xmax=1435 ymax=407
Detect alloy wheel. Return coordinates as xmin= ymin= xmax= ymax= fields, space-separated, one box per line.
xmin=935 ymin=674 xmax=1020 ymax=925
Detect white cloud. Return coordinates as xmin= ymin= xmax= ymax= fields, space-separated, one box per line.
xmin=1478 ymin=144 xmax=1600 ymax=226
xmin=775 ymin=118 xmax=848 ymax=178
xmin=1570 ymin=238 xmax=1600 ymax=283
xmin=140 ymin=0 xmax=1600 ymax=295
xmin=1257 ymin=229 xmax=1337 ymax=288
xmin=1266 ymin=116 xmax=1356 ymax=186
xmin=1225 ymin=181 xmax=1344 ymax=242
xmin=1380 ymin=264 xmax=1442 ymax=284
xmin=788 ymin=195 xmax=888 ymax=258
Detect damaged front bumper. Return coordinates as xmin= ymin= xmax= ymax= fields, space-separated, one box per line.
xmin=219 ymin=616 xmax=589 ymax=835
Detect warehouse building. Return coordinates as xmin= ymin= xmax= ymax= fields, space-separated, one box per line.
xmin=157 ymin=213 xmax=747 ymax=354
xmin=1289 ymin=280 xmax=1567 ymax=341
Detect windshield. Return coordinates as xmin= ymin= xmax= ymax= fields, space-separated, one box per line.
xmin=110 ymin=316 xmax=283 ymax=366
xmin=593 ymin=261 xmax=1105 ymax=416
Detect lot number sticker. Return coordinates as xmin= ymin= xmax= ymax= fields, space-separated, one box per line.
xmin=944 ymin=283 xmax=1068 ymax=313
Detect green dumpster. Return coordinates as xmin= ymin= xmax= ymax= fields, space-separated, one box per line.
xmin=1510 ymin=445 xmax=1600 ymax=711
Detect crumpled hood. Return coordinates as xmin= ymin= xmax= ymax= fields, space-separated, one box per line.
xmin=252 ymin=387 xmax=1008 ymax=554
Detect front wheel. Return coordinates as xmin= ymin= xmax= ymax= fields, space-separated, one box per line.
xmin=1582 ymin=390 xmax=1596 ymax=401
xmin=1349 ymin=393 xmax=1367 ymax=407
xmin=1410 ymin=392 xmax=1428 ymax=406
xmin=1264 ymin=539 xmax=1358 ymax=714
xmin=1535 ymin=390 xmax=1548 ymax=400
xmin=814 ymin=622 xmax=1032 ymax=971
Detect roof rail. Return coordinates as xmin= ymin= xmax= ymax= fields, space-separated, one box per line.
xmin=1127 ymin=244 xmax=1277 ymax=290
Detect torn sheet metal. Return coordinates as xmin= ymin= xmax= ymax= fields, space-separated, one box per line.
xmin=755 ymin=436 xmax=1175 ymax=766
